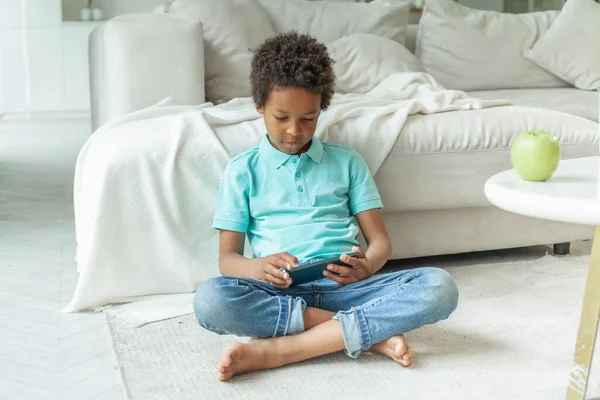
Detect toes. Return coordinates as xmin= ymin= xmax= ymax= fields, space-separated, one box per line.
xmin=218 ymin=371 xmax=233 ymax=381
xmin=218 ymin=345 xmax=236 ymax=377
xmin=393 ymin=335 xmax=412 ymax=366
xmin=220 ymin=349 xmax=234 ymax=368
xmin=221 ymin=356 xmax=233 ymax=368
xmin=218 ymin=364 xmax=230 ymax=373
xmin=400 ymin=348 xmax=413 ymax=366
xmin=217 ymin=359 xmax=234 ymax=380
xmin=394 ymin=343 xmax=403 ymax=357
xmin=393 ymin=339 xmax=407 ymax=357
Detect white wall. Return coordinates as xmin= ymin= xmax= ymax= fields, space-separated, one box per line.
xmin=0 ymin=0 xmax=162 ymax=115
xmin=61 ymin=0 xmax=165 ymax=21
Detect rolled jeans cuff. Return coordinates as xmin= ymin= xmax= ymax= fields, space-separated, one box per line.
xmin=274 ymin=295 xmax=307 ymax=337
xmin=333 ymin=306 xmax=371 ymax=358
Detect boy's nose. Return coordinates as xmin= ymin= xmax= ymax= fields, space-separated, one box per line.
xmin=288 ymin=121 xmax=302 ymax=135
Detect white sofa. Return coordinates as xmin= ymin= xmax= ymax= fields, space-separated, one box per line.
xmin=88 ymin=0 xmax=598 ymax=262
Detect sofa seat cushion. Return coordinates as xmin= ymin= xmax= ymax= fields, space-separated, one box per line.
xmin=468 ymin=88 xmax=599 ymax=123
xmin=374 ymin=106 xmax=598 ymax=213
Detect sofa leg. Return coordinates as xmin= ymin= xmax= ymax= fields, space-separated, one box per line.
xmin=554 ymin=242 xmax=571 ymax=255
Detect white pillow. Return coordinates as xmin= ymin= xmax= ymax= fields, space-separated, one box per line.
xmin=257 ymin=0 xmax=410 ymax=45
xmin=416 ymin=0 xmax=568 ymax=91
xmin=327 ymin=33 xmax=423 ymax=94
xmin=167 ymin=0 xmax=276 ymax=104
xmin=525 ymin=0 xmax=600 ymax=91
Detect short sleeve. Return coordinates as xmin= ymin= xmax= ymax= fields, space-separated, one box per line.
xmin=213 ymin=162 xmax=250 ymax=232
xmin=348 ymin=150 xmax=383 ymax=216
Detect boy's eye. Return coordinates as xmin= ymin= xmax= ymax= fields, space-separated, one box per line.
xmin=272 ymin=115 xmax=316 ymax=122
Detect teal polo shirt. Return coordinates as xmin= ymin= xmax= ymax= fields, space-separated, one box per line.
xmin=213 ymin=134 xmax=383 ymax=263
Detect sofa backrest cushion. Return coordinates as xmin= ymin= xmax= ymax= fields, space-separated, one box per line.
xmin=404 ymin=24 xmax=418 ymax=54
xmin=168 ymin=0 xmax=410 ymax=103
xmin=327 ymin=33 xmax=423 ymax=94
xmin=416 ymin=0 xmax=569 ymax=91
xmin=525 ymin=0 xmax=600 ymax=91
xmin=258 ymin=0 xmax=410 ymax=45
xmin=167 ymin=0 xmax=276 ymax=104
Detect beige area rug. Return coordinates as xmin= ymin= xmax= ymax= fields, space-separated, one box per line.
xmin=104 ymin=242 xmax=600 ymax=400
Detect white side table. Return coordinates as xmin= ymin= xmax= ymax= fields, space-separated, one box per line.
xmin=484 ymin=156 xmax=600 ymax=400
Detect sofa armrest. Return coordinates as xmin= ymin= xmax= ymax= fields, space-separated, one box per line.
xmin=89 ymin=14 xmax=205 ymax=131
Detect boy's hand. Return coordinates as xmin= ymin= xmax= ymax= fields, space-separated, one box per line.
xmin=258 ymin=252 xmax=298 ymax=288
xmin=322 ymin=246 xmax=373 ymax=286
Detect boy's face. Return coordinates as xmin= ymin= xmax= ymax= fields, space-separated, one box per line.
xmin=257 ymin=86 xmax=321 ymax=155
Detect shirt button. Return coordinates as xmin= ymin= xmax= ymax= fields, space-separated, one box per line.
xmin=295 ymin=172 xmax=301 ymax=178
xmin=297 ymin=186 xmax=304 ymax=192
xmin=291 ymin=158 xmax=297 ymax=164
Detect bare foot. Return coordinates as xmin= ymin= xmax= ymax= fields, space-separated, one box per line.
xmin=218 ymin=340 xmax=283 ymax=381
xmin=370 ymin=334 xmax=413 ymax=367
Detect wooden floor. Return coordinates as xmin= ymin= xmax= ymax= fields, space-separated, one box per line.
xmin=0 ymin=115 xmax=123 ymax=399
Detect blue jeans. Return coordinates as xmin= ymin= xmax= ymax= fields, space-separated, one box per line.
xmin=193 ymin=267 xmax=458 ymax=358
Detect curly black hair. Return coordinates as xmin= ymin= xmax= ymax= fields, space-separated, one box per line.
xmin=250 ymin=31 xmax=335 ymax=110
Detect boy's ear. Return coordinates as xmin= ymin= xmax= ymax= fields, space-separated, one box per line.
xmin=256 ymin=106 xmax=264 ymax=115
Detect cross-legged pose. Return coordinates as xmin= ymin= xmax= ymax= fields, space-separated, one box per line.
xmin=193 ymin=31 xmax=459 ymax=382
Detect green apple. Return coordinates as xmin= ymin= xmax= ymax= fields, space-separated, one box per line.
xmin=510 ymin=130 xmax=560 ymax=181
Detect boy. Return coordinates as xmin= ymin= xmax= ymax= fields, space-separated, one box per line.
xmin=193 ymin=32 xmax=458 ymax=382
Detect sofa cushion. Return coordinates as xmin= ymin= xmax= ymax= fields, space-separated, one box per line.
xmin=467 ymin=88 xmax=599 ymax=123
xmin=374 ymin=106 xmax=598 ymax=212
xmin=257 ymin=0 xmax=409 ymax=45
xmin=166 ymin=0 xmax=276 ymax=104
xmin=525 ymin=0 xmax=600 ymax=91
xmin=404 ymin=24 xmax=418 ymax=53
xmin=416 ymin=0 xmax=569 ymax=91
xmin=327 ymin=34 xmax=423 ymax=94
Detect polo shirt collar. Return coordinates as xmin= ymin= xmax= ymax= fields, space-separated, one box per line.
xmin=260 ymin=134 xmax=323 ymax=168
xmin=305 ymin=136 xmax=324 ymax=164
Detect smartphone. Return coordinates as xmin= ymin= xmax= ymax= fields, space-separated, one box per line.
xmin=286 ymin=252 xmax=360 ymax=286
